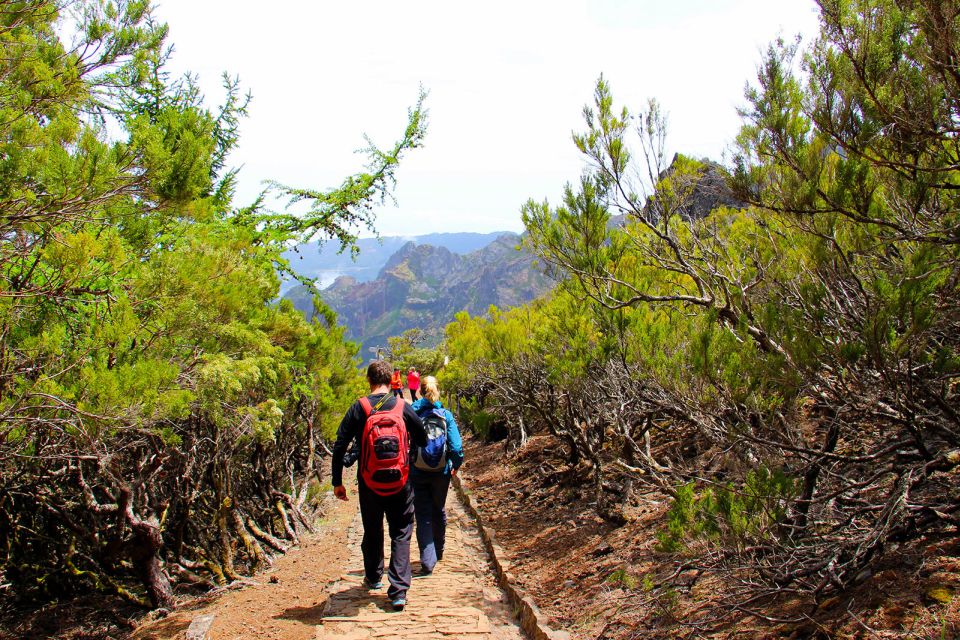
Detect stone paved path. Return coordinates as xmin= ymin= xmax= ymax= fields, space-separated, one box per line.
xmin=314 ymin=491 xmax=525 ymax=640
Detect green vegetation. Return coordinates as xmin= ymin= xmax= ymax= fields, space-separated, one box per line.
xmin=606 ymin=568 xmax=639 ymax=590
xmin=442 ymin=0 xmax=960 ymax=619
xmin=0 ymin=0 xmax=424 ymax=610
xmin=386 ymin=328 xmax=445 ymax=377
xmin=655 ymin=468 xmax=797 ymax=553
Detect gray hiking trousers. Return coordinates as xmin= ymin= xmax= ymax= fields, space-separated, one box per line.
xmin=411 ymin=471 xmax=451 ymax=573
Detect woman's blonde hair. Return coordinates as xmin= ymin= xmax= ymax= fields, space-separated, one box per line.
xmin=423 ymin=375 xmax=441 ymax=403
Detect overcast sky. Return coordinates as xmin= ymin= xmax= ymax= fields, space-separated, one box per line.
xmin=152 ymin=0 xmax=820 ymax=238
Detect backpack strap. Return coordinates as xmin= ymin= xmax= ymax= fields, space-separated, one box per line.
xmin=390 ymin=397 xmax=405 ymax=415
xmin=358 ymin=396 xmax=373 ymax=417
xmin=359 ymin=393 xmax=392 ymax=417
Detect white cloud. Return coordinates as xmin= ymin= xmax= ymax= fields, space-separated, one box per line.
xmin=154 ymin=0 xmax=820 ymax=237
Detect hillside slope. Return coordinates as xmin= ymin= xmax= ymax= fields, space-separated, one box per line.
xmin=458 ymin=433 xmax=960 ymax=639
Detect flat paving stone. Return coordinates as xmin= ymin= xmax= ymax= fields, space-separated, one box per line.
xmin=315 ymin=491 xmax=524 ymax=639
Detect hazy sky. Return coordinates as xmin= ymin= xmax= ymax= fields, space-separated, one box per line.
xmin=153 ymin=0 xmax=820 ymax=238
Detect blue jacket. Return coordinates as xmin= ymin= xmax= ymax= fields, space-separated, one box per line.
xmin=410 ymin=398 xmax=464 ymax=475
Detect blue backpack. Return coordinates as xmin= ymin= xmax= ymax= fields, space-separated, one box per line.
xmin=414 ymin=407 xmax=448 ymax=472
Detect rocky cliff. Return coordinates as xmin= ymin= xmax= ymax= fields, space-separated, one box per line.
xmin=608 ymin=154 xmax=745 ymax=228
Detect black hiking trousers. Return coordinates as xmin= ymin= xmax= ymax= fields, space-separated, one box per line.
xmin=358 ymin=479 xmax=414 ymax=600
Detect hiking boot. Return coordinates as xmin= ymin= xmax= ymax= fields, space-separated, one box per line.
xmin=364 ymin=577 xmax=383 ymax=590
xmin=391 ymin=597 xmax=406 ymax=611
xmin=413 ymin=568 xmax=432 ymax=579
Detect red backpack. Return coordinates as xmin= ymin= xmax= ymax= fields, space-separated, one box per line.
xmin=358 ymin=396 xmax=409 ymax=496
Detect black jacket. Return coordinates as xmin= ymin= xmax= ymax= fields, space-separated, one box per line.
xmin=331 ymin=394 xmax=426 ymax=487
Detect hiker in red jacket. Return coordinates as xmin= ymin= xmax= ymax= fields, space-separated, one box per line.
xmin=390 ymin=367 xmax=403 ymax=399
xmin=332 ymin=360 xmax=427 ymax=611
xmin=407 ymin=367 xmax=421 ymax=401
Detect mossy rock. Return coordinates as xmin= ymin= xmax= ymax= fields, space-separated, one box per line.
xmin=926 ymin=586 xmax=953 ymax=605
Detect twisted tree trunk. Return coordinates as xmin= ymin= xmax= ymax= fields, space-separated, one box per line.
xmin=120 ymin=487 xmax=174 ymax=609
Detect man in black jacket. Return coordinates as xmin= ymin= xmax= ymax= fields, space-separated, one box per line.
xmin=332 ymin=360 xmax=426 ymax=611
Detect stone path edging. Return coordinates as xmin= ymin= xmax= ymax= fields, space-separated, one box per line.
xmin=453 ymin=476 xmax=571 ymax=640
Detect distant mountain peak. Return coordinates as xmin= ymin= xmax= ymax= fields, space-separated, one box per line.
xmin=489 ymin=232 xmax=521 ymax=248
xmin=281 ymin=230 xmax=517 ymax=290
xmin=283 ymin=229 xmax=553 ymax=354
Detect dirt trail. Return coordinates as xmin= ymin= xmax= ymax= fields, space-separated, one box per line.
xmin=316 ymin=493 xmax=523 ymax=640
xmin=135 ymin=477 xmax=525 ymax=640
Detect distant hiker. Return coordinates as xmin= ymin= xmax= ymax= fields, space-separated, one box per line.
xmin=410 ymin=376 xmax=464 ymax=576
xmin=390 ymin=367 xmax=403 ymax=399
xmin=332 ymin=360 xmax=427 ymax=611
xmin=407 ymin=367 xmax=421 ymax=401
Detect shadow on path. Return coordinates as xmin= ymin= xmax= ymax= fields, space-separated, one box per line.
xmin=277 ymin=583 xmax=393 ymax=626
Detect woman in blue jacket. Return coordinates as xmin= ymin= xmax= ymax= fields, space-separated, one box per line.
xmin=410 ymin=375 xmax=464 ymax=575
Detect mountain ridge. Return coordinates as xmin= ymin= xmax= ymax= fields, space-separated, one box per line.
xmin=281 ymin=231 xmax=514 ymax=290
xmin=284 ymin=232 xmax=554 ymax=354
